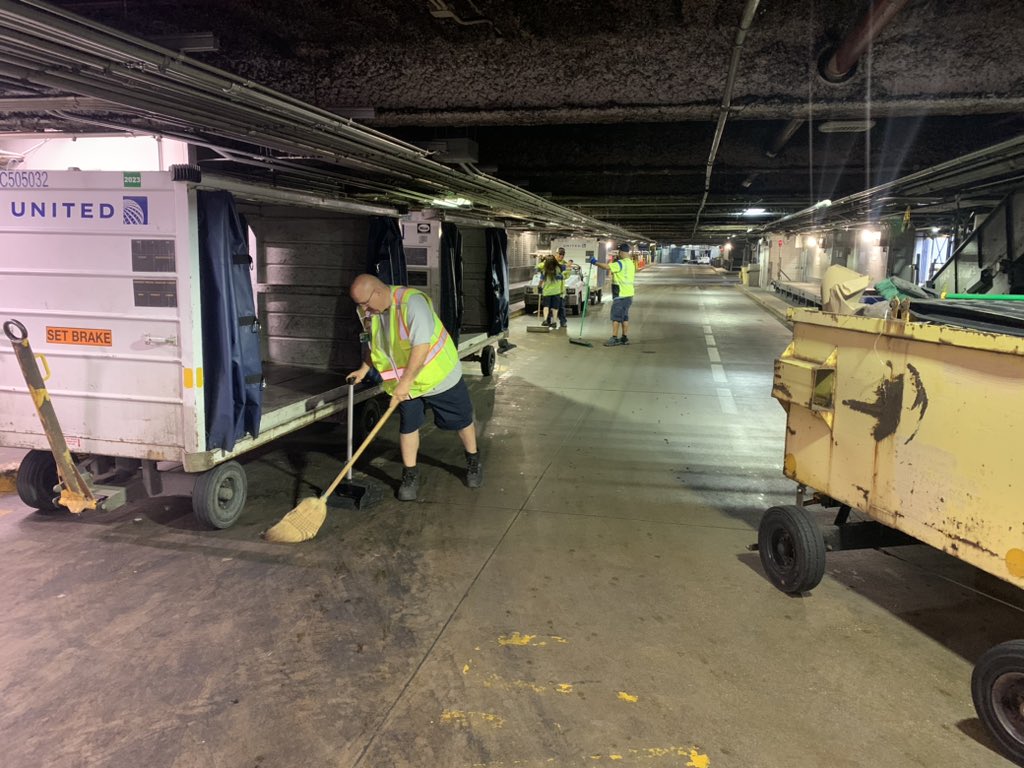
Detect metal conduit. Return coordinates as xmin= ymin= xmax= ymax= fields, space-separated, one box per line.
xmin=0 ymin=31 xmax=569 ymax=224
xmin=0 ymin=0 xmax=647 ymax=239
xmin=762 ymin=134 xmax=1024 ymax=231
xmin=691 ymin=0 xmax=761 ymax=236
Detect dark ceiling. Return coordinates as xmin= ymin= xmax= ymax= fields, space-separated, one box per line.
xmin=3 ymin=0 xmax=1024 ymax=242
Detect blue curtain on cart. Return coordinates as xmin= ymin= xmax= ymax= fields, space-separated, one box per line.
xmin=367 ymin=217 xmax=407 ymax=286
xmin=197 ymin=190 xmax=263 ymax=452
xmin=439 ymin=222 xmax=464 ymax=346
xmin=485 ymin=228 xmax=510 ymax=335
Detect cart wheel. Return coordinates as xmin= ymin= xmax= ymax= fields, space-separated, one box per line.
xmin=16 ymin=449 xmax=61 ymax=512
xmin=354 ymin=396 xmax=385 ymax=445
xmin=973 ymin=640 xmax=1024 ymax=765
xmin=480 ymin=345 xmax=497 ymax=376
xmin=757 ymin=504 xmax=826 ymax=593
xmin=192 ymin=460 xmax=246 ymax=529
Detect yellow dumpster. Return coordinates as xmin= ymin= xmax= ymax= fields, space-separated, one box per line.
xmin=761 ymin=305 xmax=1024 ymax=766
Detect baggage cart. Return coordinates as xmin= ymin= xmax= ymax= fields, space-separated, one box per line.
xmin=1 ymin=170 xmax=505 ymax=529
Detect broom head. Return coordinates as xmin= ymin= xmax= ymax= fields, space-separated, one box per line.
xmin=264 ymin=496 xmax=327 ymax=543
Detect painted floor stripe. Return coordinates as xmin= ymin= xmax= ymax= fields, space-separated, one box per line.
xmin=711 ymin=363 xmax=728 ymax=384
xmin=702 ymin=325 xmax=712 ymax=334
xmin=704 ymin=334 xmax=717 ymax=347
xmin=707 ymin=347 xmax=721 ymax=363
xmin=718 ymin=388 xmax=739 ymax=415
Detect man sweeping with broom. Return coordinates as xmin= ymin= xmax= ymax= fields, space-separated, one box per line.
xmin=264 ymin=275 xmax=483 ymax=542
xmin=347 ymin=274 xmax=483 ymax=501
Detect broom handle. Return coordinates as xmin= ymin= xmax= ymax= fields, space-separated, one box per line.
xmin=322 ymin=399 xmax=399 ymax=499
xmin=577 ymin=260 xmax=593 ymax=338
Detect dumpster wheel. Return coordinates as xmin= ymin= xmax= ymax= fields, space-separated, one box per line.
xmin=972 ymin=640 xmax=1024 ymax=766
xmin=16 ymin=449 xmax=62 ymax=512
xmin=192 ymin=460 xmax=247 ymax=529
xmin=757 ymin=505 xmax=826 ymax=594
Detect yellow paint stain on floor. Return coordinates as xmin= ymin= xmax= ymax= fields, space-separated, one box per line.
xmin=478 ymin=746 xmax=704 ymax=766
xmin=0 ymin=475 xmax=16 ymax=494
xmin=439 ymin=709 xmax=505 ymax=728
xmin=686 ymin=747 xmax=711 ymax=768
xmin=555 ymin=683 xmax=573 ymax=694
xmin=497 ymin=632 xmax=569 ymax=647
xmin=463 ymin=663 xmax=470 ymax=675
xmin=616 ymin=691 xmax=638 ymax=703
xmin=498 ymin=632 xmax=536 ymax=646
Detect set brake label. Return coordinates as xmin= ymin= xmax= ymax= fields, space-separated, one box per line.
xmin=46 ymin=326 xmax=113 ymax=346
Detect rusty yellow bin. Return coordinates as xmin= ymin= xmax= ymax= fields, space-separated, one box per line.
xmin=761 ymin=306 xmax=1024 ymax=766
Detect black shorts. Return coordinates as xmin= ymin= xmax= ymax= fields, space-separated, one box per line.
xmin=399 ymin=377 xmax=475 ymax=434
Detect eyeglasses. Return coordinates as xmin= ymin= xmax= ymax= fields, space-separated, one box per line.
xmin=354 ymin=287 xmax=378 ymax=309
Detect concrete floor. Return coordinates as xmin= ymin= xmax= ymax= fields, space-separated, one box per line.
xmin=1 ymin=264 xmax=1021 ymax=767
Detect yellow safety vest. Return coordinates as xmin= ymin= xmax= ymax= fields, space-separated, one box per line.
xmin=540 ymin=270 xmax=565 ymax=297
xmin=367 ymin=286 xmax=459 ymax=397
xmin=610 ymin=258 xmax=636 ymax=298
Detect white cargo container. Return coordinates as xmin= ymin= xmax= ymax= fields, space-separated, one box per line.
xmin=0 ymin=169 xmax=503 ymax=528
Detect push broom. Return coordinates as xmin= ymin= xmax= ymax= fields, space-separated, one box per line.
xmin=569 ymin=260 xmax=595 ymax=348
xmin=265 ymin=399 xmax=399 ymax=543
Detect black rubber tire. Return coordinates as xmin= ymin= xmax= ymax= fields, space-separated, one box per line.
xmin=353 ymin=396 xmax=385 ymax=445
xmin=16 ymin=449 xmax=61 ymax=512
xmin=192 ymin=460 xmax=247 ymax=529
xmin=972 ymin=640 xmax=1024 ymax=766
xmin=757 ymin=504 xmax=826 ymax=593
xmin=480 ymin=345 xmax=497 ymax=376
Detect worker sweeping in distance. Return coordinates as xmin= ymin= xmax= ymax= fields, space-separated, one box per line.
xmin=590 ymin=243 xmax=636 ymax=346
xmin=348 ymin=274 xmax=483 ymax=500
xmin=537 ymin=255 xmax=566 ymax=329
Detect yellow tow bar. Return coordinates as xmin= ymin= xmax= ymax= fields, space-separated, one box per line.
xmin=3 ymin=319 xmax=96 ymax=513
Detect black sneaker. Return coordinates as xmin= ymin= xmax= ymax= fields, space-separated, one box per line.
xmin=398 ymin=467 xmax=419 ymax=501
xmin=620 ymin=335 xmax=630 ymax=345
xmin=465 ymin=452 xmax=483 ymax=489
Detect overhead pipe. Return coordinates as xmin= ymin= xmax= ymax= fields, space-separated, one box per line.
xmin=820 ymin=0 xmax=911 ymax=83
xmin=1 ymin=3 xmax=567 ymax=226
xmin=764 ymin=118 xmax=804 ymax=158
xmin=691 ymin=0 xmax=761 ymax=236
xmin=0 ymin=2 xmax=646 ymax=239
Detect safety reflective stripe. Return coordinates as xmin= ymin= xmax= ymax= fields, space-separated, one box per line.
xmin=378 ymin=328 xmax=451 ymax=381
xmin=393 ymin=287 xmax=412 ymax=340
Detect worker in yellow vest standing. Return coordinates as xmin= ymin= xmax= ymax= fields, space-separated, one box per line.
xmin=347 ymin=274 xmax=483 ymax=501
xmin=589 ymin=243 xmax=636 ymax=346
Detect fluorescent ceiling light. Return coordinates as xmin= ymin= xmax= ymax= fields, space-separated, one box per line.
xmin=741 ymin=207 xmax=767 ymax=216
xmin=818 ymin=120 xmax=876 ymax=134
xmin=430 ymin=197 xmax=473 ymax=208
